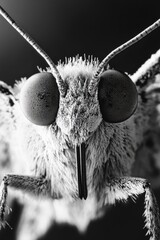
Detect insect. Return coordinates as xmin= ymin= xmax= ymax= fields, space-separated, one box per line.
xmin=0 ymin=4 xmax=160 ymax=240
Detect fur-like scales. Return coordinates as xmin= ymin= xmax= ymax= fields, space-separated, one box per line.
xmin=0 ymin=53 xmax=160 ymax=239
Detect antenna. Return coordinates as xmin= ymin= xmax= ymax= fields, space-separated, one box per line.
xmin=0 ymin=5 xmax=66 ymax=96
xmin=89 ymin=18 xmax=160 ymax=95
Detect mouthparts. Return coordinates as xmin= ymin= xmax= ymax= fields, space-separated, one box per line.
xmin=75 ymin=143 xmax=88 ymax=200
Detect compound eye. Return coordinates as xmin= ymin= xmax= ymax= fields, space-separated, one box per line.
xmin=98 ymin=70 xmax=138 ymax=123
xmin=20 ymin=72 xmax=59 ymax=125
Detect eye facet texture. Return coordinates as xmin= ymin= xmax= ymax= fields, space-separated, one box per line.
xmin=98 ymin=70 xmax=138 ymax=123
xmin=20 ymin=72 xmax=59 ymax=125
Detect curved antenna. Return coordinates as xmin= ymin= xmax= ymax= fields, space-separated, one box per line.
xmin=0 ymin=5 xmax=66 ymax=96
xmin=89 ymin=18 xmax=160 ymax=95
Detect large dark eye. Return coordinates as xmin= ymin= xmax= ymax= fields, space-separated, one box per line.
xmin=98 ymin=70 xmax=138 ymax=123
xmin=20 ymin=72 xmax=59 ymax=125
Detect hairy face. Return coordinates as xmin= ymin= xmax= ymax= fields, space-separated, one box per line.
xmin=56 ymin=58 xmax=102 ymax=144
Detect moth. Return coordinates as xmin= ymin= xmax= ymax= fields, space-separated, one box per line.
xmin=0 ymin=4 xmax=160 ymax=240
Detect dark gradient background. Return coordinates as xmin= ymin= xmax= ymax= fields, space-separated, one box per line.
xmin=0 ymin=0 xmax=160 ymax=240
xmin=0 ymin=0 xmax=159 ymax=85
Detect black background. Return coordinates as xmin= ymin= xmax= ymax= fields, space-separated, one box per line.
xmin=0 ymin=0 xmax=160 ymax=239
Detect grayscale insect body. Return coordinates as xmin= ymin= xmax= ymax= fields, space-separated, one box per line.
xmin=0 ymin=5 xmax=160 ymax=240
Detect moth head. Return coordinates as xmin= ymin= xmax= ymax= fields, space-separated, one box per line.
xmin=0 ymin=5 xmax=160 ymax=199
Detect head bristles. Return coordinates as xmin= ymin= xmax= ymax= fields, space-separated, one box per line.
xmin=0 ymin=5 xmax=66 ymax=96
xmin=89 ymin=18 xmax=160 ymax=95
